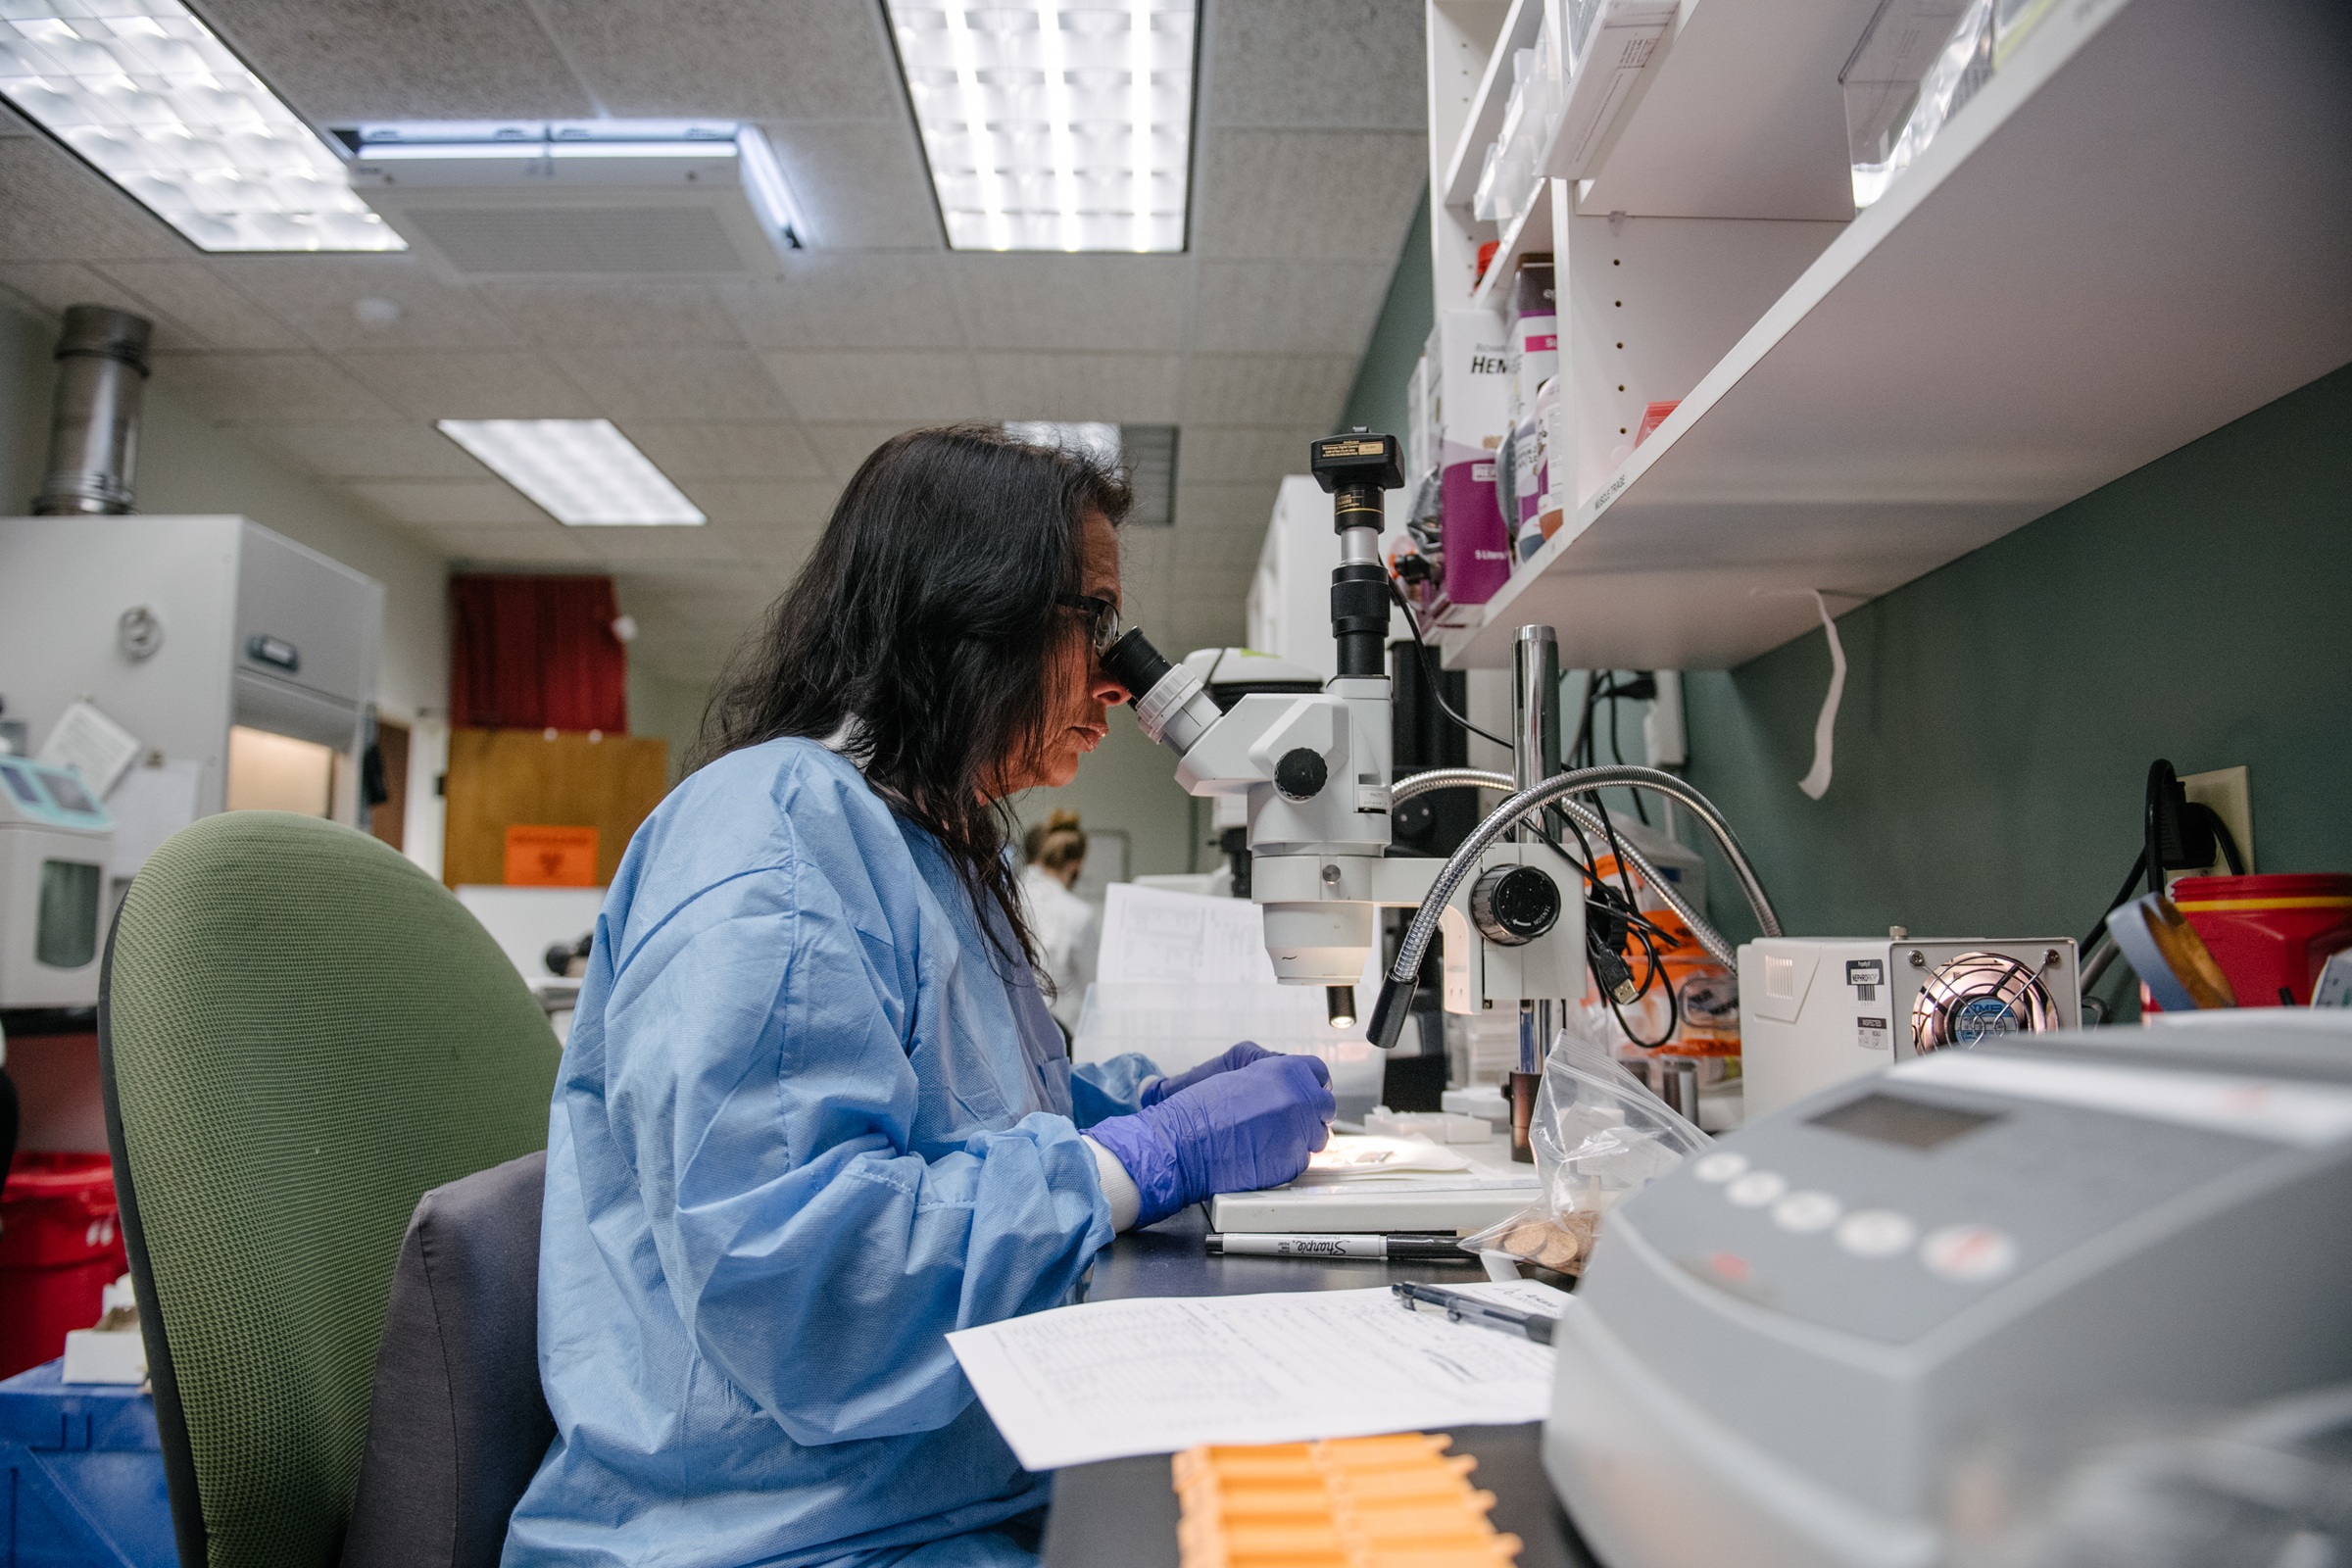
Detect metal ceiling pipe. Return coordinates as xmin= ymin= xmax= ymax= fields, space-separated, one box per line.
xmin=32 ymin=304 xmax=153 ymax=515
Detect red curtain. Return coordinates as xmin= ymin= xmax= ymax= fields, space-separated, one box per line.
xmin=449 ymin=574 xmax=628 ymax=732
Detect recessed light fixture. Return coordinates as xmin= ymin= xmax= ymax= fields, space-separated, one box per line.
xmin=887 ymin=1 xmax=1198 ymax=253
xmin=345 ymin=121 xmax=807 ymax=274
xmin=1005 ymin=421 xmax=1177 ymax=525
xmin=0 ymin=2 xmax=403 ymax=252
xmin=437 ymin=420 xmax=706 ymax=527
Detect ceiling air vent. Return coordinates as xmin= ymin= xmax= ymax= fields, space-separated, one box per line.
xmin=347 ymin=120 xmax=804 ymax=279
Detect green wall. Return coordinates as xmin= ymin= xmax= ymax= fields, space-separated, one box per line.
xmin=1680 ymin=364 xmax=2352 ymax=985
xmin=1341 ymin=188 xmax=1433 ymax=445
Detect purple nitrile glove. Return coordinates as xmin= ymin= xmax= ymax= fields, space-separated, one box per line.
xmin=1139 ymin=1041 xmax=1276 ymax=1108
xmin=1088 ymin=1054 xmax=1336 ymax=1229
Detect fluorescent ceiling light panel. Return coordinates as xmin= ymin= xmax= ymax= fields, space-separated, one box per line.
xmin=438 ymin=420 xmax=706 ymax=527
xmin=0 ymin=2 xmax=402 ymax=252
xmin=888 ymin=0 xmax=1197 ymax=252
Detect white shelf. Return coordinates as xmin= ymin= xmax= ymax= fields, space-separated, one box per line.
xmin=1468 ymin=181 xmax=1554 ymax=312
xmin=1576 ymin=0 xmax=1878 ymax=220
xmin=1439 ymin=0 xmax=1547 ymax=210
xmin=1438 ymin=0 xmax=2352 ymax=670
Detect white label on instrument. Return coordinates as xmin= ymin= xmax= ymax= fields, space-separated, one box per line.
xmin=1857 ymin=1016 xmax=1889 ymax=1052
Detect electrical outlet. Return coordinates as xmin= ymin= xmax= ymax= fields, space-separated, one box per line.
xmin=2179 ymin=765 xmax=2254 ymax=878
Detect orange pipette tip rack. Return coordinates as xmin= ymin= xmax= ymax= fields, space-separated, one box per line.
xmin=1172 ymin=1435 xmax=1523 ymax=1568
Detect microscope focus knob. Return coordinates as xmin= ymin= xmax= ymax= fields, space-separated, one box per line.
xmin=1470 ymin=865 xmax=1560 ymax=947
xmin=1274 ymin=748 xmax=1328 ymax=802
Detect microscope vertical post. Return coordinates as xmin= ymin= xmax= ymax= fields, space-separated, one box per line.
xmin=1509 ymin=625 xmax=1563 ymax=1161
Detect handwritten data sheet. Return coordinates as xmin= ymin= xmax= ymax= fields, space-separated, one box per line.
xmin=945 ymin=1282 xmax=1566 ymax=1470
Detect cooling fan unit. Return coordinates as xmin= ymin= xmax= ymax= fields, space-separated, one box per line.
xmin=1739 ymin=936 xmax=2082 ymax=1118
xmin=1910 ymin=949 xmax=2067 ymax=1052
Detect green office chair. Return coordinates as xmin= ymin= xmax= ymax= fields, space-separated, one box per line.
xmin=99 ymin=811 xmax=560 ymax=1568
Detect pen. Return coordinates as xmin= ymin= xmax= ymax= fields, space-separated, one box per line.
xmin=1205 ymin=1232 xmax=1476 ymax=1261
xmin=1391 ymin=1281 xmax=1556 ymax=1345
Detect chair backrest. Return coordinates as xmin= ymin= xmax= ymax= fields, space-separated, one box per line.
xmin=101 ymin=812 xmax=559 ymax=1568
xmin=342 ymin=1151 xmax=554 ymax=1568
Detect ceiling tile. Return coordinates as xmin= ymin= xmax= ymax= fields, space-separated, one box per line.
xmin=1174 ymin=484 xmax=1282 ymax=533
xmin=211 ymin=256 xmax=525 ymax=351
xmin=547 ymin=346 xmax=792 ymax=420
xmin=197 ymin=0 xmax=593 ymax=120
xmin=564 ymin=526 xmax=748 ymax=565
xmin=1191 ymin=130 xmax=1427 ymax=260
xmin=1190 ymin=260 xmax=1392 ymax=355
xmin=761 ymin=122 xmax=943 ymax=251
xmin=91 ymin=262 xmax=305 ymax=351
xmin=1206 ymin=0 xmax=1426 ymax=131
xmin=621 ymin=420 xmax=829 ymax=479
xmin=709 ymin=519 xmax=824 ymax=567
xmin=675 ymin=479 xmax=841 ymax=527
xmin=764 ymin=351 xmax=983 ymax=423
xmin=431 ymin=524 xmax=598 ymax=564
xmin=1179 ymin=424 xmax=1331 ymax=482
xmin=339 ymin=350 xmax=599 ymax=419
xmin=252 ymin=423 xmax=489 ymax=480
xmin=801 ymin=421 xmax=930 ymax=478
xmin=535 ymin=0 xmax=902 ymax=122
xmin=0 ymin=137 xmax=189 ymax=264
xmin=478 ymin=282 xmax=746 ymax=348
xmin=722 ymin=254 xmax=967 ymax=349
xmin=151 ymin=352 xmax=403 ymax=423
xmin=0 ymin=262 xmax=199 ymax=349
xmin=1182 ymin=354 xmax=1356 ymax=426
xmin=346 ymin=479 xmax=549 ymax=526
xmin=976 ymin=352 xmax=1183 ymax=423
xmin=948 ymin=256 xmax=1193 ymax=352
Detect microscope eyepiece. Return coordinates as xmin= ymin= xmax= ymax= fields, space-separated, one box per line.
xmin=1106 ymin=626 xmax=1223 ymax=757
xmin=1101 ymin=626 xmax=1171 ymax=705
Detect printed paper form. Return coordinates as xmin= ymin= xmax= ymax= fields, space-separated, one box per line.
xmin=946 ymin=1282 xmax=1567 ymax=1471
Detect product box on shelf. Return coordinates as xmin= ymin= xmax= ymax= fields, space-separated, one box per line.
xmin=1503 ymin=262 xmax=1557 ymax=564
xmin=1428 ymin=309 xmax=1513 ymax=626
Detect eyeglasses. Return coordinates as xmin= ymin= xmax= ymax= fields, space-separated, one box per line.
xmin=1055 ymin=592 xmax=1124 ymax=654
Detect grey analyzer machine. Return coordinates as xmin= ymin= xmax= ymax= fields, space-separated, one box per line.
xmin=1544 ymin=1015 xmax=2352 ymax=1568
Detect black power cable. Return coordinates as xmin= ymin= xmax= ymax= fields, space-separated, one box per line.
xmin=1388 ymin=573 xmax=1682 ymax=1048
xmin=1387 ymin=578 xmax=1511 ymax=752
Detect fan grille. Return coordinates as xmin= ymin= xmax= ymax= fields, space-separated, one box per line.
xmin=1911 ymin=951 xmax=2061 ymax=1053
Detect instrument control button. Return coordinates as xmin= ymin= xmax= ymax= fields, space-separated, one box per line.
xmin=1692 ymin=1152 xmax=1747 ymax=1184
xmin=1921 ymin=1223 xmax=2018 ymax=1283
xmin=1836 ymin=1210 xmax=1918 ymax=1258
xmin=1772 ymin=1191 xmax=1841 ymax=1233
xmin=1725 ymin=1171 xmax=1787 ymax=1208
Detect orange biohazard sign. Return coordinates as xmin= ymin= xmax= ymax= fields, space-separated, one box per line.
xmin=504 ymin=824 xmax=600 ymax=887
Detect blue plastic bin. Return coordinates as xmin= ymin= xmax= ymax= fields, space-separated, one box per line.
xmin=0 ymin=1359 xmax=174 ymax=1568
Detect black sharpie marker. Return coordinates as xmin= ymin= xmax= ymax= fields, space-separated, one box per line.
xmin=1204 ymin=1232 xmax=1474 ymax=1261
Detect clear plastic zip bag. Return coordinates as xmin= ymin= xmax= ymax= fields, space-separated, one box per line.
xmin=1460 ymin=1023 xmax=1711 ymax=1276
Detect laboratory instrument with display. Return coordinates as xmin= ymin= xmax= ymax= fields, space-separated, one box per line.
xmin=1544 ymin=1012 xmax=2352 ymax=1568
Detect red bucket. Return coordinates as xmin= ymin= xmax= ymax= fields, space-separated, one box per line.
xmin=2169 ymin=873 xmax=2352 ymax=1007
xmin=0 ymin=1152 xmax=128 ymax=1379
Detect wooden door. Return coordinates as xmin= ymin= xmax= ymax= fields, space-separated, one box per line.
xmin=442 ymin=728 xmax=671 ymax=887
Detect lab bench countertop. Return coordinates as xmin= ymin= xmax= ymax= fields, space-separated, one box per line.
xmin=1042 ymin=1205 xmax=1596 ymax=1568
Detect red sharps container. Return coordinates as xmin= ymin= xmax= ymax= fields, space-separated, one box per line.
xmin=2169 ymin=873 xmax=2352 ymax=1006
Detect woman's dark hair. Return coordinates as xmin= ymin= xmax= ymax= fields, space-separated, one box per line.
xmin=693 ymin=424 xmax=1130 ymax=967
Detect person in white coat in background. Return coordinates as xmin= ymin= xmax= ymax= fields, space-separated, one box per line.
xmin=1019 ymin=809 xmax=1100 ymax=1038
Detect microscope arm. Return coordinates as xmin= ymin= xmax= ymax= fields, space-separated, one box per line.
xmin=1390 ymin=768 xmax=1741 ymax=969
xmin=1366 ymin=765 xmax=1780 ymax=1050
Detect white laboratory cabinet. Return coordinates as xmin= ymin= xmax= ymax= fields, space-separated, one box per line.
xmin=0 ymin=514 xmax=384 ymax=850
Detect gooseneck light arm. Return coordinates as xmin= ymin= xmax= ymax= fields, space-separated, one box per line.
xmin=1366 ymin=765 xmax=1780 ymax=1049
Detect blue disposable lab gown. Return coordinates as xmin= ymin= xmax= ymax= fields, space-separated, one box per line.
xmin=504 ymin=739 xmax=1156 ymax=1568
